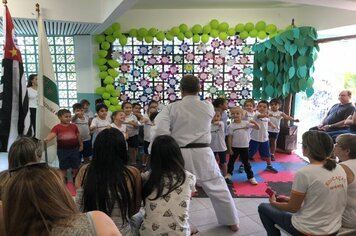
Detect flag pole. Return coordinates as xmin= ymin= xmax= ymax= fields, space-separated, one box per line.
xmin=3 ymin=0 xmax=7 ymax=6
xmin=35 ymin=3 xmax=48 ymax=163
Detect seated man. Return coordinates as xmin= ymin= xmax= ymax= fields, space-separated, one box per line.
xmin=310 ymin=90 xmax=355 ymax=133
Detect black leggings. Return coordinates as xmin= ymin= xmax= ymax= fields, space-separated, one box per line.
xmin=228 ymin=147 xmax=254 ymax=179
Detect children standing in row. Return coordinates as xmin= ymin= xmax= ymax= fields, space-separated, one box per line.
xmin=44 ymin=109 xmax=83 ymax=182
xmin=72 ymin=103 xmax=92 ymax=163
xmin=268 ymin=98 xmax=299 ymax=160
xmin=249 ymin=100 xmax=278 ymax=173
xmin=210 ymin=108 xmax=230 ymax=184
xmin=227 ymin=107 xmax=259 ymax=185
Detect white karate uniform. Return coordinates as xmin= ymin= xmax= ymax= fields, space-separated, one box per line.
xmin=153 ymin=95 xmax=239 ymax=226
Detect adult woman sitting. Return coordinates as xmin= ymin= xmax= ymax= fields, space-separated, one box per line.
xmin=2 ymin=163 xmax=121 ymax=235
xmin=334 ymin=133 xmax=356 ymax=229
xmin=75 ymin=128 xmax=141 ymax=235
xmin=258 ymin=130 xmax=348 ymax=235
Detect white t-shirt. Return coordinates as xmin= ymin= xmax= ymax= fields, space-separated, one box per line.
xmin=90 ymin=117 xmax=111 ymax=136
xmin=228 ymin=121 xmax=253 ymax=148
xmin=210 ymin=121 xmax=227 ymax=152
xmin=124 ymin=114 xmax=139 ymax=137
xmin=291 ymin=164 xmax=347 ymax=235
xmin=140 ymin=170 xmax=196 ymax=236
xmin=250 ymin=113 xmax=269 ymax=142
xmin=111 ymin=123 xmax=127 ymax=138
xmin=84 ymin=110 xmax=94 ymax=120
xmin=27 ymin=87 xmax=37 ymax=108
xmin=244 ymin=111 xmax=255 ymax=121
xmin=73 ymin=116 xmax=91 ymax=141
xmin=268 ymin=110 xmax=283 ymax=133
xmin=143 ymin=114 xmax=154 ymax=142
xmin=341 ymin=160 xmax=356 ymax=228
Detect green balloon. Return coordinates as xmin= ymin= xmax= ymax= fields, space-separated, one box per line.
xmin=108 ymin=60 xmax=120 ymax=68
xmin=108 ymin=68 xmax=118 ymax=77
xmin=177 ymin=32 xmax=185 ymax=41
xmin=108 ymin=105 xmax=116 ymax=112
xmin=193 ymin=34 xmax=200 ymax=43
xmin=96 ymin=58 xmax=107 ymax=66
xmin=98 ymin=50 xmax=108 ymax=58
xmin=112 ymin=22 xmax=120 ymax=31
xmin=104 ymin=26 xmax=114 ymax=35
xmin=113 ymin=31 xmax=121 ymax=39
xmin=95 ymin=87 xmax=106 ymax=95
xmin=129 ymin=29 xmax=138 ymax=37
xmin=210 ymin=29 xmax=219 ymax=38
xmin=227 ymin=28 xmax=236 ymax=36
xmin=103 ymin=100 xmax=110 ymax=107
xmin=203 ymin=25 xmax=211 ymax=34
xmin=95 ymin=34 xmax=105 ymax=43
xmin=249 ymin=29 xmax=258 ymax=37
xmin=240 ymin=31 xmax=249 ymax=39
xmin=119 ymin=35 xmax=127 ymax=46
xmin=102 ymin=92 xmax=111 ymax=99
xmin=104 ymin=76 xmax=114 ymax=84
xmin=148 ymin=28 xmax=158 ymax=36
xmin=101 ymin=42 xmax=110 ymax=50
xmin=145 ymin=35 xmax=153 ymax=43
xmin=156 ymin=31 xmax=165 ymax=41
xmin=258 ymin=31 xmax=267 ymax=40
xmin=109 ymin=97 xmax=119 ymax=105
xmin=184 ymin=31 xmax=193 ymax=39
xmin=219 ymin=32 xmax=227 ymax=41
xmin=201 ymin=34 xmax=209 ymax=43
xmin=165 ymin=32 xmax=173 ymax=41
xmin=179 ymin=24 xmax=189 ymax=33
xmin=218 ymin=22 xmax=229 ymax=32
xmin=171 ymin=27 xmax=180 ymax=36
xmin=99 ymin=65 xmax=108 ymax=71
xmin=210 ymin=19 xmax=219 ymax=29
xmin=111 ymin=89 xmax=120 ymax=97
xmin=138 ymin=28 xmax=148 ymax=37
xmin=255 ymin=21 xmax=266 ymax=31
xmin=99 ymin=71 xmax=108 ymax=79
xmin=266 ymin=24 xmax=277 ymax=33
xmin=136 ymin=36 xmax=143 ymax=41
xmin=105 ymin=84 xmax=115 ymax=92
xmin=106 ymin=35 xmax=115 ymax=43
xmin=115 ymin=105 xmax=122 ymax=111
xmin=245 ymin=22 xmax=254 ymax=32
xmin=192 ymin=24 xmax=203 ymax=34
xmin=235 ymin=23 xmax=245 ymax=33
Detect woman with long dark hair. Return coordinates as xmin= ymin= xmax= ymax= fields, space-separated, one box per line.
xmin=140 ymin=135 xmax=196 ymax=236
xmin=258 ymin=131 xmax=348 ymax=235
xmin=27 ymin=74 xmax=38 ymax=133
xmin=75 ymin=128 xmax=141 ymax=235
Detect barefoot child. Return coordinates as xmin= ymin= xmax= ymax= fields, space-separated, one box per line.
xmin=227 ymin=107 xmax=259 ymax=185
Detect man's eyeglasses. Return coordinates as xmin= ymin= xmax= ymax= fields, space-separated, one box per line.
xmin=9 ymin=162 xmax=48 ymax=176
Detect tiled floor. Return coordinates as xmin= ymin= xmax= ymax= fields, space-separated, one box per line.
xmin=0 ymin=152 xmax=294 ymax=235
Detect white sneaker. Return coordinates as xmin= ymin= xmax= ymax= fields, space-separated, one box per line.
xmin=248 ymin=177 xmax=258 ymax=185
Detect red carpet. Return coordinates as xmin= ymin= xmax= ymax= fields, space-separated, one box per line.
xmin=193 ymin=152 xmax=307 ymax=198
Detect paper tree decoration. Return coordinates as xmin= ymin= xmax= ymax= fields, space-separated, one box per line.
xmin=253 ymin=26 xmax=319 ymax=99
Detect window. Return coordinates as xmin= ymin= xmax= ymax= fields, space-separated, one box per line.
xmin=0 ymin=36 xmax=77 ymax=110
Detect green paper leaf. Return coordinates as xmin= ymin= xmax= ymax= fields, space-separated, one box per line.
xmin=275 ymin=35 xmax=283 ymax=45
xmin=306 ymin=87 xmax=314 ymax=97
xmin=284 ymin=41 xmax=291 ymax=52
xmin=253 ymin=89 xmax=261 ymax=99
xmin=306 ymin=77 xmax=314 ymax=87
xmin=309 ymin=28 xmax=318 ymax=40
xmin=298 ymin=66 xmax=308 ymax=78
xmin=252 ymin=78 xmax=262 ymax=87
xmin=253 ymin=69 xmax=262 ymax=78
xmin=266 ymin=49 xmax=275 ymax=59
xmin=297 ymin=56 xmax=307 ymax=66
xmin=273 ymin=63 xmax=279 ymax=75
xmin=285 ymin=30 xmax=294 ymax=40
xmin=294 ymin=38 xmax=304 ymax=48
xmin=291 ymin=80 xmax=299 ymax=93
xmin=267 ymin=61 xmax=275 ymax=73
xmin=282 ymin=82 xmax=290 ymax=96
xmin=305 ymin=37 xmax=314 ymax=47
xmin=298 ymin=47 xmax=308 ymax=55
xmin=276 ymin=73 xmax=283 ymax=84
xmin=264 ymin=40 xmax=272 ymax=49
xmin=298 ymin=79 xmax=308 ymax=91
xmin=288 ymin=67 xmax=296 ymax=79
xmin=293 ymin=28 xmax=300 ymax=39
xmin=265 ymin=85 xmax=274 ymax=97
xmin=266 ymin=74 xmax=275 ymax=84
xmin=289 ymin=44 xmax=298 ymax=56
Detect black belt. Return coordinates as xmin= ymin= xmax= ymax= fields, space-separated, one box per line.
xmin=181 ymin=143 xmax=210 ymax=148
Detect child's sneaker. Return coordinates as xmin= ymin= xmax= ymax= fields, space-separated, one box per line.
xmin=265 ymin=165 xmax=278 ymax=173
xmin=225 ymin=178 xmax=233 ymax=185
xmin=271 ymin=154 xmax=276 ymax=161
xmin=238 ymin=164 xmax=245 ymax=173
xmin=248 ymin=177 xmax=258 ymax=185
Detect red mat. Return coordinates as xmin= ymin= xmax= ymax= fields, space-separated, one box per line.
xmin=193 ymin=152 xmax=307 ymax=198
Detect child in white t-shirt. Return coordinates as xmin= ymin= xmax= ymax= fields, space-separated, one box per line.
xmin=249 ymin=100 xmax=278 ymax=173
xmin=111 ymin=110 xmax=128 ymax=140
xmin=141 ymin=106 xmax=158 ymax=167
xmin=227 ymin=107 xmax=259 ymax=185
xmin=243 ymin=99 xmax=256 ymax=121
xmin=210 ymin=108 xmax=230 ymax=184
xmin=90 ymin=104 xmax=111 ymax=144
xmin=268 ymin=98 xmax=299 ymax=161
xmin=123 ymin=102 xmax=139 ymax=165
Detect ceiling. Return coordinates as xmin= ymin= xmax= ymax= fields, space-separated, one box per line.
xmin=3 ymin=0 xmax=356 ymax=36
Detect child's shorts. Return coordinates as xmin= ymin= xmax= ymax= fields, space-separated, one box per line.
xmin=214 ymin=151 xmax=227 ymax=164
xmin=80 ymin=140 xmax=93 ymax=159
xmin=57 ymin=148 xmax=81 ymax=170
xmin=249 ymin=140 xmax=271 ymax=159
xmin=144 ymin=141 xmax=150 ymax=154
xmin=268 ymin=132 xmax=279 ymax=140
xmin=127 ymin=135 xmax=139 ymax=148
